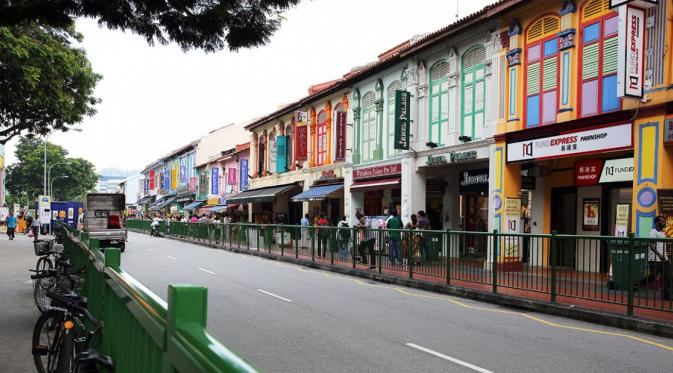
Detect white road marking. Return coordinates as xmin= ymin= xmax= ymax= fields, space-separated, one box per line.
xmin=166 ymin=256 xmax=177 ymax=260
xmin=198 ymin=267 xmax=215 ymax=275
xmin=257 ymin=289 xmax=292 ymax=303
xmin=405 ymin=343 xmax=493 ymax=373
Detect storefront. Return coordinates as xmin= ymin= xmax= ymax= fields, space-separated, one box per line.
xmin=292 ymin=171 xmax=344 ymax=225
xmin=226 ymin=183 xmax=302 ymax=224
xmin=349 ymin=163 xmax=401 ymax=219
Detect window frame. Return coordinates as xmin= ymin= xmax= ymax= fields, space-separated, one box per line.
xmin=461 ymin=46 xmax=486 ymax=140
xmin=386 ymin=80 xmax=403 ymax=157
xmin=316 ymin=110 xmax=327 ymax=166
xmin=429 ymin=60 xmax=450 ymax=146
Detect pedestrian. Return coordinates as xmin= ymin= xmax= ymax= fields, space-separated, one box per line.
xmin=386 ymin=209 xmax=403 ymax=266
xmin=31 ymin=215 xmax=41 ymax=241
xmin=25 ymin=214 xmax=33 ymax=234
xmin=337 ymin=215 xmax=350 ymax=261
xmin=316 ymin=214 xmax=330 ymax=258
xmin=6 ymin=212 xmax=17 ymax=240
xmin=355 ymin=213 xmax=376 ymax=269
xmin=417 ymin=210 xmax=431 ymax=262
xmin=644 ymin=216 xmax=672 ymax=300
xmin=300 ymin=213 xmax=310 ymax=248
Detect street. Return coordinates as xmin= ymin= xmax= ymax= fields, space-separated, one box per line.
xmin=119 ymin=232 xmax=673 ymax=373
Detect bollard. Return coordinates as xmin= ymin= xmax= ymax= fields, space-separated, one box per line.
xmin=550 ymin=231 xmax=557 ymax=303
xmin=492 ymin=230 xmax=499 ymax=294
xmin=446 ymin=229 xmax=451 ymax=285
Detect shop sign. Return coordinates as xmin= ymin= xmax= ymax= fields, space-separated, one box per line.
xmin=599 ymin=157 xmax=634 ymax=183
xmin=211 ymin=168 xmax=219 ymax=195
xmin=614 ymin=203 xmax=630 ymax=237
xmin=143 ymin=179 xmax=149 ymax=194
xmin=459 ymin=169 xmax=489 ymax=193
xmin=664 ymin=118 xmax=673 ymax=145
xmin=239 ymin=159 xmax=249 ymax=192
xmin=353 ymin=163 xmax=401 ymax=179
xmin=394 ymin=90 xmax=410 ymax=150
xmin=582 ymin=198 xmax=600 ymax=231
xmin=38 ymin=195 xmax=51 ymax=223
xmin=520 ymin=167 xmax=536 ymax=190
xmin=149 ymin=170 xmax=155 ymax=190
xmin=450 ymin=150 xmax=477 ymax=162
xmin=426 ymin=154 xmax=448 ymax=166
xmin=575 ymin=159 xmax=604 ymax=186
xmin=227 ymin=168 xmax=237 ymax=185
xmin=617 ymin=4 xmax=645 ymax=98
xmin=180 ymin=165 xmax=186 ymax=183
xmin=335 ymin=111 xmax=347 ymax=161
xmin=658 ymin=189 xmax=673 ymax=215
xmin=207 ymin=197 xmax=219 ymax=206
xmin=189 ymin=177 xmax=197 ymax=192
xmin=294 ymin=111 xmax=308 ymax=127
xmin=295 ymin=125 xmax=308 ymax=161
xmin=609 ymin=0 xmax=657 ymax=9
xmin=507 ymin=123 xmax=632 ymax=162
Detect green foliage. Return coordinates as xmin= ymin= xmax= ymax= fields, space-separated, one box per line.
xmin=0 ymin=24 xmax=101 ymax=144
xmin=5 ymin=137 xmax=99 ymax=202
xmin=0 ymin=0 xmax=300 ymax=52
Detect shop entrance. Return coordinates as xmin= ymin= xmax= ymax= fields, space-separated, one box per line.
xmin=551 ymin=187 xmax=577 ymax=267
xmin=459 ymin=193 xmax=489 ymax=258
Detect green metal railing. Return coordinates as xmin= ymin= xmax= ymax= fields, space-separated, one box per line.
xmin=61 ymin=226 xmax=257 ymax=372
xmin=127 ymin=220 xmax=673 ymax=318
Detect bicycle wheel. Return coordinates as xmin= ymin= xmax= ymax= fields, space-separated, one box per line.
xmin=32 ymin=310 xmax=65 ymax=373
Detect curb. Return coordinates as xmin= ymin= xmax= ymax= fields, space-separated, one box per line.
xmin=137 ymin=230 xmax=673 ymax=339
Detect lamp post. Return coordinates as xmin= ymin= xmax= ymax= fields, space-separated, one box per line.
xmin=43 ymin=128 xmax=82 ymax=196
xmin=48 ymin=161 xmax=71 ymax=196
xmin=49 ymin=175 xmax=69 ymax=198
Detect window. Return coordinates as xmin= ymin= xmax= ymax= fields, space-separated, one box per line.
xmin=361 ymin=91 xmax=377 ymax=162
xmin=269 ymin=131 xmax=277 ymax=173
xmin=317 ymin=110 xmax=327 ymax=166
xmin=525 ymin=15 xmax=560 ymax=127
xmin=285 ymin=124 xmax=293 ymax=168
xmin=580 ymin=0 xmax=619 ymax=117
xmin=462 ymin=46 xmax=486 ymax=139
xmin=257 ymin=134 xmax=266 ymax=175
xmin=429 ymin=61 xmax=450 ymax=145
xmin=386 ymin=80 xmax=403 ymax=157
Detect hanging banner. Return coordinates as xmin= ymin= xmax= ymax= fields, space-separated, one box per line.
xmin=335 ymin=111 xmax=346 ymax=161
xmin=239 ymin=159 xmax=249 ymax=192
xmin=394 ymin=90 xmax=411 ymax=150
xmin=143 ymin=179 xmax=149 ymax=194
xmin=295 ymin=125 xmax=308 ymax=161
xmin=163 ymin=170 xmax=170 ymax=190
xmin=170 ymin=167 xmax=177 ymax=189
xmin=599 ymin=157 xmax=634 ymax=183
xmin=227 ymin=167 xmax=237 ymax=186
xmin=149 ymin=170 xmax=155 ymax=190
xmin=180 ymin=165 xmax=186 ymax=183
xmin=574 ymin=159 xmax=604 ymax=186
xmin=189 ymin=177 xmax=197 ymax=192
xmin=211 ymin=167 xmax=219 ymax=195
xmin=617 ymin=4 xmax=645 ymax=98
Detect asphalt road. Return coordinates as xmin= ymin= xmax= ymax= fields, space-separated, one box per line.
xmin=120 ymin=232 xmax=673 ymax=373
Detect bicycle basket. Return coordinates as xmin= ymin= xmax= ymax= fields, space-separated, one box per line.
xmin=34 ymin=241 xmax=51 ymax=256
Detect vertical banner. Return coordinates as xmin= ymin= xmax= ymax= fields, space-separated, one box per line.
xmin=617 ymin=4 xmax=645 ymax=98
xmin=276 ymin=135 xmax=288 ymax=173
xmin=149 ymin=170 xmax=155 ymax=190
xmin=163 ymin=170 xmax=170 ymax=190
xmin=170 ymin=167 xmax=177 ymax=189
xmin=211 ymin=167 xmax=219 ymax=195
xmin=295 ymin=125 xmax=308 ymax=161
xmin=189 ymin=177 xmax=197 ymax=192
xmin=180 ymin=165 xmax=186 ymax=183
xmin=335 ymin=111 xmax=346 ymax=161
xmin=504 ymin=198 xmax=521 ymax=257
xmin=614 ymin=203 xmax=630 ymax=237
xmin=239 ymin=159 xmax=249 ymax=192
xmin=143 ymin=179 xmax=149 ymax=194
xmin=394 ymin=90 xmax=411 ymax=150
xmin=227 ymin=167 xmax=237 ymax=185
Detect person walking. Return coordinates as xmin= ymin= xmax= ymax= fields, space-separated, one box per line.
xmin=386 ymin=209 xmax=403 ymax=266
xmin=316 ymin=214 xmax=330 ymax=258
xmin=417 ymin=210 xmax=431 ymax=262
xmin=300 ymin=213 xmax=310 ymax=248
xmin=25 ymin=214 xmax=33 ymax=234
xmin=31 ymin=215 xmax=41 ymax=241
xmin=6 ymin=212 xmax=17 ymax=240
xmin=337 ymin=216 xmax=351 ymax=261
xmin=646 ymin=216 xmax=672 ymax=300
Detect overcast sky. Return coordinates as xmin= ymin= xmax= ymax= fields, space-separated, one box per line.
xmin=4 ymin=0 xmax=496 ymax=172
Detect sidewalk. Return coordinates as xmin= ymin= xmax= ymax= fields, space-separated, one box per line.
xmin=0 ymin=233 xmax=46 ymax=372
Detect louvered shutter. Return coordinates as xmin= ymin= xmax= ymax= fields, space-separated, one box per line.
xmin=582 ymin=43 xmax=599 ymax=80
xmin=543 ymin=58 xmax=558 ymax=90
xmin=527 ymin=62 xmax=540 ymax=94
xmin=276 ymin=136 xmax=287 ymax=173
xmin=602 ymin=37 xmax=618 ymax=74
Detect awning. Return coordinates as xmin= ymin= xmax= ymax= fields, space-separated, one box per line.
xmin=174 ymin=195 xmax=194 ymax=203
xmin=226 ymin=184 xmax=298 ymax=204
xmin=151 ymin=197 xmax=175 ymax=210
xmin=210 ymin=204 xmax=229 ymax=213
xmin=137 ymin=195 xmax=155 ymax=205
xmin=183 ymin=200 xmax=205 ymax=211
xmin=291 ymin=184 xmax=344 ymax=202
xmin=350 ymin=177 xmax=401 ymax=192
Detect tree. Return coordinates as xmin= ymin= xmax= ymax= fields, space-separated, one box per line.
xmin=0 ymin=24 xmax=101 ymax=144
xmin=0 ymin=0 xmax=301 ymax=52
xmin=5 ymin=137 xmax=99 ymax=202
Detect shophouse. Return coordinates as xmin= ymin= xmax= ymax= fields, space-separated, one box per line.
xmin=233 ymin=84 xmax=351 ymax=225
xmin=492 ymin=0 xmax=673 ymax=272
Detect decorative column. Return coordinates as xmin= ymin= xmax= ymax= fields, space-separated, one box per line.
xmin=505 ymin=20 xmax=523 ymax=132
xmin=262 ymin=130 xmax=268 ymax=177
xmin=309 ymin=108 xmax=317 ymax=168
xmin=373 ymin=79 xmax=384 ymax=161
xmin=325 ymin=101 xmax=332 ymax=165
xmin=351 ymin=89 xmax=361 ymax=165
xmin=490 ymin=141 xmax=522 ymax=268
xmin=290 ymin=116 xmax=296 ymax=171
xmin=557 ymin=0 xmax=577 ymax=122
xmin=249 ymin=132 xmax=258 ymax=178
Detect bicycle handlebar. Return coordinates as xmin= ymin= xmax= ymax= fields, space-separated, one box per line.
xmin=46 ymin=291 xmax=100 ymax=326
xmin=30 ymin=266 xmax=86 ymax=280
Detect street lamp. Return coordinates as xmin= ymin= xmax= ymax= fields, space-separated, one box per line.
xmin=49 ymin=175 xmax=69 ymax=200
xmin=44 ymin=128 xmax=83 ymax=196
xmin=48 ymin=161 xmax=71 ymax=195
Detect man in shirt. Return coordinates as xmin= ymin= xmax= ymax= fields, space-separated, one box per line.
xmin=300 ymin=213 xmax=310 ymax=248
xmin=6 ymin=212 xmax=17 ymax=240
xmin=31 ymin=215 xmax=41 ymax=241
xmin=648 ymin=216 xmax=671 ymax=300
xmin=386 ymin=209 xmax=403 ymax=266
xmin=417 ymin=210 xmax=431 ymax=261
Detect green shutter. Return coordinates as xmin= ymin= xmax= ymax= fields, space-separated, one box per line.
xmin=463 ymin=84 xmax=473 ymax=114
xmin=582 ymin=43 xmax=599 ymax=80
xmin=602 ymin=37 xmax=618 ymax=74
xmin=527 ymin=62 xmax=540 ymax=94
xmin=543 ymin=57 xmax=558 ymax=90
xmin=276 ymin=136 xmax=287 ymax=173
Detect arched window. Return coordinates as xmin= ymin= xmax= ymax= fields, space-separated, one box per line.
xmin=525 ymin=15 xmax=560 ymax=127
xmin=317 ymin=110 xmax=327 ymax=166
xmin=462 ymin=46 xmax=486 ymax=139
xmin=285 ymin=124 xmax=293 ymax=168
xmin=268 ymin=130 xmax=277 ymax=173
xmin=361 ymin=91 xmax=377 ymax=163
xmin=429 ymin=61 xmax=450 ymax=145
xmin=387 ymin=80 xmax=403 ymax=157
xmin=257 ymin=133 xmax=266 ymax=176
xmin=579 ymin=0 xmax=619 ymax=117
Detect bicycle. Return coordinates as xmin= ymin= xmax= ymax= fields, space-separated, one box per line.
xmin=31 ymin=264 xmax=85 ymax=314
xmin=32 ymin=290 xmax=114 ymax=373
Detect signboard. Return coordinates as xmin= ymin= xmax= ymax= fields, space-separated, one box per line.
xmin=149 ymin=170 xmax=155 ymax=190
xmin=599 ymin=157 xmax=634 ymax=183
xmin=451 ymin=151 xmax=477 ymax=162
xmin=295 ymin=125 xmax=308 ymax=161
xmin=617 ymin=5 xmax=645 ymax=98
xmin=211 ymin=167 xmax=219 ymax=195
xmin=180 ymin=165 xmax=186 ymax=183
xmin=170 ymin=167 xmax=177 ymax=189
xmin=575 ymin=159 xmax=604 ymax=186
xmin=664 ymin=118 xmax=673 ymax=145
xmin=38 ymin=195 xmax=51 ymax=223
xmin=227 ymin=167 xmax=237 ymax=185
xmin=658 ymin=189 xmax=673 ymax=215
xmin=394 ymin=90 xmax=410 ymax=150
xmin=459 ymin=169 xmax=489 ymax=192
xmin=353 ymin=163 xmax=401 ymax=180
xmin=507 ymin=123 xmax=632 ymax=162
xmin=609 ymin=0 xmax=657 ymax=9
xmin=294 ymin=111 xmax=308 ymax=127
xmin=143 ymin=179 xmax=149 ymax=194
xmin=427 ymin=154 xmax=448 ymax=166
xmin=335 ymin=111 xmax=346 ymax=161
xmin=239 ymin=159 xmax=249 ymax=192
xmin=189 ymin=177 xmax=197 ymax=192
xmin=614 ymin=203 xmax=630 ymax=237
xmin=582 ymin=198 xmax=600 ymax=231
xmin=504 ymin=198 xmax=522 ymax=257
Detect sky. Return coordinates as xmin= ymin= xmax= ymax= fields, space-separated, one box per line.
xmin=4 ymin=0 xmax=497 ymax=172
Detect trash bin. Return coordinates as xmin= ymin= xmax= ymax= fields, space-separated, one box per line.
xmin=608 ymin=239 xmax=648 ymax=291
